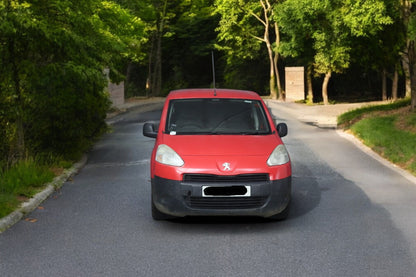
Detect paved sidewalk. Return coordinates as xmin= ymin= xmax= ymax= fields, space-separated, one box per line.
xmin=107 ymin=97 xmax=165 ymax=116
xmin=266 ymin=100 xmax=387 ymax=128
xmin=106 ymin=97 xmax=165 ymax=123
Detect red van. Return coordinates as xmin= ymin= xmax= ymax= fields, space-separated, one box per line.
xmin=143 ymin=89 xmax=291 ymax=220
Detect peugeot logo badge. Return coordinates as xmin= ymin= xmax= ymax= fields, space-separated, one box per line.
xmin=222 ymin=162 xmax=231 ymax=171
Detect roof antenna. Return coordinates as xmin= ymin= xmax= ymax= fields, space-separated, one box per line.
xmin=211 ymin=51 xmax=217 ymax=96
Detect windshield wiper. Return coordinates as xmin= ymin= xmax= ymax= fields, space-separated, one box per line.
xmin=208 ymin=131 xmax=267 ymax=135
xmin=172 ymin=131 xmax=269 ymax=135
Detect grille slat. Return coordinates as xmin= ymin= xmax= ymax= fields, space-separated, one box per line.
xmin=187 ymin=196 xmax=267 ymax=209
xmin=183 ymin=174 xmax=269 ymax=183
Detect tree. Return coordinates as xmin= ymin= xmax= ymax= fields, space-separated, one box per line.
xmin=350 ymin=7 xmax=404 ymax=102
xmin=214 ymin=0 xmax=284 ymax=99
xmin=401 ymin=0 xmax=412 ymax=99
xmin=275 ymin=0 xmax=317 ymax=103
xmin=277 ymin=0 xmax=392 ymax=104
xmin=402 ymin=0 xmax=416 ymax=110
xmin=120 ymin=0 xmax=222 ymax=95
xmin=0 ymin=0 xmax=145 ymax=164
xmin=163 ymin=0 xmax=220 ymax=89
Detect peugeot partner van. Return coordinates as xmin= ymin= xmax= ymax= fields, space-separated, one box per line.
xmin=143 ymin=89 xmax=291 ymax=220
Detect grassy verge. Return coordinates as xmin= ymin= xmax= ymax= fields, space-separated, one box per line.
xmin=338 ymin=98 xmax=411 ymax=127
xmin=0 ymin=158 xmax=71 ymax=218
xmin=338 ymin=98 xmax=416 ymax=176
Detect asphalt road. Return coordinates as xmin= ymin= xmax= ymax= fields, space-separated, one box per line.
xmin=1 ymin=103 xmax=416 ymax=276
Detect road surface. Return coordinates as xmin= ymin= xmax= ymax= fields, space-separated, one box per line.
xmin=1 ymin=103 xmax=416 ymax=276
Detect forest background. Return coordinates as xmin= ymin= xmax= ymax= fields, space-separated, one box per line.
xmin=1 ymin=0 xmax=416 ymax=170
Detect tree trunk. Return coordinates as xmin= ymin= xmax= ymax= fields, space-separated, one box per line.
xmin=306 ymin=64 xmax=314 ymax=104
xmin=126 ymin=62 xmax=134 ymax=97
xmin=257 ymin=0 xmax=277 ymax=99
xmin=9 ymin=36 xmax=26 ymax=162
xmin=401 ymin=1 xmax=412 ymax=98
xmin=150 ymin=0 xmax=168 ymax=97
xmin=263 ymin=20 xmax=277 ymax=99
xmin=412 ymin=55 xmax=416 ymax=110
xmin=153 ymin=31 xmax=162 ymax=96
xmin=392 ymin=66 xmax=399 ymax=101
xmin=147 ymin=35 xmax=155 ymax=97
xmin=408 ymin=40 xmax=416 ymax=111
xmin=274 ymin=23 xmax=284 ymax=100
xmin=382 ymin=68 xmax=387 ymax=101
xmin=411 ymin=62 xmax=416 ymax=110
xmin=266 ymin=37 xmax=277 ymax=99
xmin=274 ymin=52 xmax=283 ymax=100
xmin=412 ymin=89 xmax=416 ymax=110
xmin=401 ymin=54 xmax=411 ymax=98
xmin=322 ymin=71 xmax=331 ymax=105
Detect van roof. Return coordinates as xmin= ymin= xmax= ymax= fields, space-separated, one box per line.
xmin=167 ymin=89 xmax=261 ymax=100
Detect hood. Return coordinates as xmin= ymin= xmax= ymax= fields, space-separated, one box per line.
xmin=160 ymin=134 xmax=281 ymax=156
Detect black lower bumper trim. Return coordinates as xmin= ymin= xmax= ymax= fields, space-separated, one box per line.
xmin=187 ymin=196 xmax=268 ymax=209
xmin=151 ymin=175 xmax=291 ymax=218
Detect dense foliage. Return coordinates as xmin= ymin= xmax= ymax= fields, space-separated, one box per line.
xmin=116 ymin=0 xmax=416 ymax=107
xmin=0 ymin=0 xmax=144 ymax=166
xmin=275 ymin=0 xmax=392 ymax=104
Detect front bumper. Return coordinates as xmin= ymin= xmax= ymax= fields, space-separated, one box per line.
xmin=151 ymin=175 xmax=291 ymax=218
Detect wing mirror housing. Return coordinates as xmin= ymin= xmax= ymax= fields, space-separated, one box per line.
xmin=143 ymin=122 xmax=158 ymax=138
xmin=276 ymin=123 xmax=288 ymax=138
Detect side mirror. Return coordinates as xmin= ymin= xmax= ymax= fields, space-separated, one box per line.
xmin=276 ymin=123 xmax=288 ymax=138
xmin=143 ymin=122 xmax=158 ymax=138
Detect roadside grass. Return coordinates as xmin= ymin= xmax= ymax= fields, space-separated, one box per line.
xmin=0 ymin=121 xmax=105 ymax=220
xmin=338 ymin=98 xmax=416 ymax=176
xmin=0 ymin=157 xmax=69 ymax=218
xmin=0 ymin=194 xmax=19 ymax=218
xmin=338 ymin=98 xmax=411 ymax=127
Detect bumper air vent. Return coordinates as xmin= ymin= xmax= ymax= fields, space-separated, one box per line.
xmin=183 ymin=174 xmax=269 ymax=183
xmin=186 ymin=196 xmax=268 ymax=209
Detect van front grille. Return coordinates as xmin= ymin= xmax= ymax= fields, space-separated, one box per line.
xmin=183 ymin=174 xmax=269 ymax=183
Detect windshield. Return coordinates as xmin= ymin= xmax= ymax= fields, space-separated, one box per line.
xmin=165 ymin=98 xmax=271 ymax=135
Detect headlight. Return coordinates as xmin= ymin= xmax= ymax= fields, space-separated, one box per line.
xmin=267 ymin=144 xmax=290 ymax=166
xmin=155 ymin=144 xmax=184 ymax=167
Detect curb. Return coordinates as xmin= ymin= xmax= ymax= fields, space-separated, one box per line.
xmin=0 ymin=155 xmax=88 ymax=233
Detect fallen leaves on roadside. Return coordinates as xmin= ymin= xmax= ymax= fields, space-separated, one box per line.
xmin=53 ymin=189 xmax=62 ymax=199
xmin=25 ymin=218 xmax=38 ymax=223
xmin=38 ymin=206 xmax=45 ymax=210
